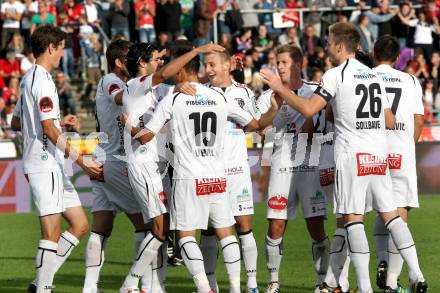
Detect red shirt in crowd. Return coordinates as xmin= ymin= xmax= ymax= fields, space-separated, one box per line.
xmin=0 ymin=58 xmax=20 ymax=80
xmin=64 ymin=0 xmax=85 ymax=21
xmin=135 ymin=0 xmax=156 ymax=28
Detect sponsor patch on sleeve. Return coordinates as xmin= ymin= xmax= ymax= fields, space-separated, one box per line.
xmin=388 ymin=153 xmax=402 ymax=170
xmin=39 ymin=96 xmax=54 ymax=113
xmin=108 ymin=83 xmax=121 ymax=95
xmin=196 ymin=178 xmax=227 ymax=196
xmin=267 ymin=195 xmax=288 ymax=210
xmin=356 ymin=153 xmax=388 ymax=176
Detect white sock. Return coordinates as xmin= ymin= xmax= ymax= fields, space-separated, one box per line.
xmin=374 ymin=216 xmax=389 ymax=265
xmin=312 ymin=236 xmax=329 ymax=285
xmin=220 ymin=235 xmax=241 ymax=292
xmin=339 ymin=253 xmax=351 ymax=292
xmin=151 ymin=241 xmax=168 ymax=292
xmin=83 ymin=232 xmax=108 ymax=292
xmin=136 ymin=231 xmax=153 ymax=293
xmin=179 ymin=236 xmax=211 ymax=293
xmin=200 ymin=233 xmax=218 ymax=290
xmin=239 ymin=231 xmax=258 ymax=289
xmin=54 ymin=231 xmax=79 ymax=272
xmin=36 ymin=240 xmax=58 ymax=292
xmin=386 ymin=216 xmax=424 ymax=283
xmin=346 ymin=222 xmax=371 ymax=293
xmin=122 ymin=232 xmax=163 ymax=289
xmin=324 ymin=229 xmax=348 ymax=288
xmin=265 ymin=235 xmax=282 ymax=283
xmin=386 ymin=233 xmax=403 ymax=289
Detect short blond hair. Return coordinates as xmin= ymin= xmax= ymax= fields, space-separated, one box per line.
xmin=328 ymin=22 xmax=360 ymax=54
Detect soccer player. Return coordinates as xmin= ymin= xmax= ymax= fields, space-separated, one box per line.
xmin=121 ymin=40 xmax=259 ymax=293
xmin=260 ymin=22 xmax=427 ymax=293
xmin=372 ymin=35 xmax=426 ymax=293
xmin=257 ymin=45 xmax=330 ymax=293
xmin=201 ymin=50 xmax=275 ymax=293
xmin=118 ymin=42 xmax=224 ymax=293
xmin=18 ymin=25 xmax=102 ymax=293
xmin=12 ymin=111 xmax=90 ymax=293
xmin=82 ymin=39 xmax=150 ymax=293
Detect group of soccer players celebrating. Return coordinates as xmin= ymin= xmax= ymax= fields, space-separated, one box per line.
xmin=15 ymin=21 xmax=429 ymax=293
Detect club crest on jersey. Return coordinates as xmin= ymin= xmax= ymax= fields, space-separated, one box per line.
xmin=388 ymin=153 xmax=402 ymax=170
xmin=40 ymin=153 xmax=48 ymax=161
xmin=356 ymin=153 xmax=387 ymax=176
xmin=268 ymin=195 xmax=288 ymax=210
xmin=195 ymin=178 xmax=227 ymax=196
xmin=39 ymin=97 xmax=53 ymax=113
xmin=108 ymin=83 xmax=120 ymax=95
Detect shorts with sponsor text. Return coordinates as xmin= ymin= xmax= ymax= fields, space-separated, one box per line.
xmin=170 ymin=178 xmax=235 ymax=231
xmin=28 ymin=170 xmax=64 ymax=217
xmin=127 ymin=161 xmax=168 ymax=223
xmin=334 ymin=153 xmax=396 ymax=215
xmin=91 ymin=160 xmax=140 ymax=214
xmin=227 ymin=166 xmax=254 ymax=216
xmin=388 ymin=153 xmax=419 ymax=208
xmin=266 ymin=166 xmax=327 ymax=220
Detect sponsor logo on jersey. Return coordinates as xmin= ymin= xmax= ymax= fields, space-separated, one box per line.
xmin=354 ymin=70 xmax=376 ymax=79
xmin=159 ymin=191 xmax=168 ymax=205
xmin=236 ymin=188 xmax=251 ymax=202
xmin=310 ymin=190 xmax=326 ymax=205
xmin=116 ymin=116 xmax=125 ymax=155
xmin=388 ymin=153 xmax=402 ymax=170
xmin=268 ymin=195 xmax=288 ymax=210
xmin=356 ymin=153 xmax=387 ymax=176
xmin=42 ymin=133 xmax=48 ymax=151
xmin=377 ymin=72 xmax=401 ymax=83
xmin=226 ymin=166 xmax=244 ymax=175
xmin=187 ymin=94 xmax=217 ymax=106
xmin=196 ymin=178 xmax=227 ymax=196
xmin=40 ymin=153 xmax=48 ymax=161
xmin=319 ymin=168 xmax=335 ymax=187
xmin=194 ymin=148 xmax=215 ymax=157
xmin=108 ymin=83 xmax=121 ymax=95
xmin=39 ymin=97 xmax=53 ymax=113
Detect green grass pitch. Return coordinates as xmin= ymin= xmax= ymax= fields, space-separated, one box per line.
xmin=0 ymin=196 xmax=439 ymax=293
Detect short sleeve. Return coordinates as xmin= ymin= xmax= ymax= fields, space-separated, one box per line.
xmin=145 ymin=93 xmax=174 ymax=134
xmin=105 ymin=78 xmax=125 ymax=102
xmin=413 ymin=78 xmax=425 ymax=115
xmin=315 ymin=68 xmax=338 ymax=102
xmin=34 ymin=79 xmax=58 ymax=121
xmin=129 ymin=74 xmax=154 ymax=98
xmin=257 ymin=90 xmax=272 ymax=114
xmin=16 ymin=2 xmax=24 ymax=13
xmin=227 ymin=96 xmax=253 ymax=127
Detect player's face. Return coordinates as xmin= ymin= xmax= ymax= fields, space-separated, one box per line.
xmin=276 ymin=52 xmax=295 ymax=84
xmin=147 ymin=50 xmax=163 ymax=74
xmin=204 ymin=53 xmax=230 ymax=86
xmin=51 ymin=40 xmax=65 ymax=67
xmin=326 ymin=33 xmax=339 ymax=65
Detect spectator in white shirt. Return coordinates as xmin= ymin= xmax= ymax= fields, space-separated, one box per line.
xmin=1 ymin=0 xmax=24 ymax=49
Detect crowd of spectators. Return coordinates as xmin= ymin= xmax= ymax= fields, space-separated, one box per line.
xmin=1 ymin=0 xmax=440 ymax=139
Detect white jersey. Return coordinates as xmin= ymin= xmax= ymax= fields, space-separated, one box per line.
xmin=122 ymin=74 xmax=174 ymax=163
xmin=19 ymin=64 xmax=63 ymax=174
xmin=258 ymin=81 xmax=317 ymax=168
xmin=315 ymin=58 xmax=390 ymax=161
xmin=146 ymin=83 xmax=254 ymax=179
xmin=373 ymin=64 xmax=424 ymax=168
xmin=94 ymin=73 xmax=126 ymax=161
xmin=207 ymin=80 xmax=261 ymax=167
xmin=314 ymin=108 xmax=335 ymax=170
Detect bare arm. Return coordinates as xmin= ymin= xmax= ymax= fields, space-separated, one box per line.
xmin=325 ymin=103 xmax=334 ymax=122
xmin=120 ymin=113 xmax=155 ymax=145
xmin=243 ymin=118 xmax=259 ymax=132
xmin=384 ymin=108 xmax=396 ymax=130
xmin=258 ymin=93 xmax=281 ymax=130
xmin=414 ymin=114 xmax=424 ymax=142
xmin=152 ymin=43 xmax=225 ymax=86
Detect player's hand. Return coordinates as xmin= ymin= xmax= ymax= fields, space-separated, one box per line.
xmin=61 ymin=114 xmax=80 ymax=132
xmin=260 ymin=68 xmax=284 ymax=92
xmin=196 ymin=43 xmax=225 ymax=54
xmin=79 ymin=156 xmax=103 ymax=177
xmin=175 ymin=81 xmax=196 ymax=96
xmin=230 ymin=54 xmax=244 ymax=71
xmin=270 ymin=93 xmax=283 ymax=112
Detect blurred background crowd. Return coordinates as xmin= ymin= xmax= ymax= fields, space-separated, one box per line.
xmin=1 ymin=0 xmax=440 ymax=139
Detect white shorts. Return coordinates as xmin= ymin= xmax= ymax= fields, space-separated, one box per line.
xmin=334 ymin=153 xmax=396 ymax=215
xmin=227 ymin=167 xmax=254 ymax=216
xmin=388 ymin=155 xmax=419 ymax=208
xmin=170 ymin=178 xmax=235 ymax=231
xmin=91 ymin=160 xmax=140 ymax=214
xmin=319 ymin=168 xmax=342 ymax=219
xmin=28 ymin=170 xmax=64 ymax=217
xmin=127 ymin=161 xmax=168 ymax=223
xmin=266 ymin=166 xmax=327 ymax=220
xmin=63 ymin=173 xmax=82 ymax=209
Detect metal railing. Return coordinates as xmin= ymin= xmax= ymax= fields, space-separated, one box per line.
xmin=213 ymin=4 xmax=422 ymax=43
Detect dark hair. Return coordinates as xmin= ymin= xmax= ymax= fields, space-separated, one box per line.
xmin=328 ymin=22 xmax=360 ymax=54
xmin=374 ymin=35 xmax=400 ymax=62
xmin=30 ymin=25 xmax=66 ymax=58
xmin=170 ymin=40 xmax=199 ymax=75
xmin=276 ymin=45 xmax=303 ymax=65
xmin=358 ymin=14 xmax=369 ymax=25
xmin=355 ymin=50 xmax=374 ymax=68
xmin=106 ymin=39 xmax=132 ymax=70
xmin=126 ymin=42 xmax=158 ymax=78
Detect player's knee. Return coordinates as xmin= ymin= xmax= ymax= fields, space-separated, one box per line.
xmin=41 ymin=227 xmax=62 ymax=242
xmin=235 ymin=219 xmax=252 ymax=234
xmin=268 ymin=220 xmax=286 ymax=239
